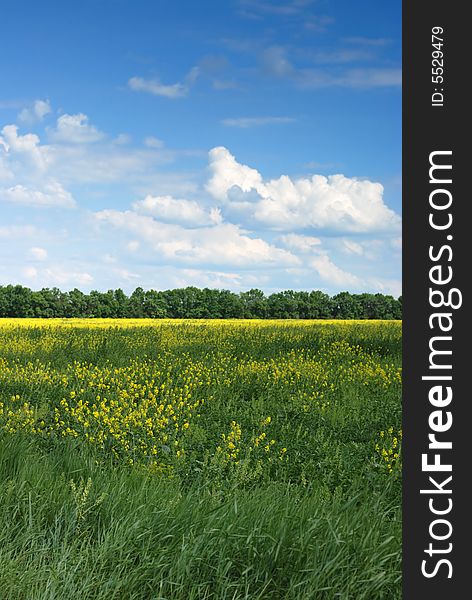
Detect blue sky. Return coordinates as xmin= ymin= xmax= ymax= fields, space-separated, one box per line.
xmin=0 ymin=0 xmax=401 ymax=296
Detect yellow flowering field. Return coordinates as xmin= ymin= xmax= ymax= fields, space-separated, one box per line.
xmin=0 ymin=319 xmax=402 ymax=599
xmin=0 ymin=319 xmax=401 ymax=479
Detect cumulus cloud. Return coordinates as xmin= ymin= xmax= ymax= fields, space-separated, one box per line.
xmin=0 ymin=182 xmax=76 ymax=208
xmin=309 ymin=254 xmax=361 ymax=287
xmin=0 ymin=122 xmax=79 ymax=210
xmin=132 ymin=194 xmax=222 ymax=227
xmin=49 ymin=113 xmax=104 ymax=144
xmin=18 ymin=99 xmax=52 ymax=124
xmin=279 ymin=233 xmax=321 ymax=252
xmin=0 ymin=102 xmax=400 ymax=294
xmin=0 ymin=124 xmax=49 ymax=170
xmin=0 ymin=117 xmax=195 ymax=208
xmin=206 ymin=146 xmax=400 ymax=233
xmin=206 ymin=146 xmax=263 ymax=201
xmin=95 ymin=209 xmax=299 ymax=268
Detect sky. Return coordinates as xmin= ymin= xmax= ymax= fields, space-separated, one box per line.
xmin=0 ymin=0 xmax=402 ymax=296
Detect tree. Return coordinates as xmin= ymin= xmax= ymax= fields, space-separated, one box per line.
xmin=143 ymin=290 xmax=167 ymax=318
xmin=332 ymin=292 xmax=362 ymax=319
xmin=0 ymin=285 xmax=402 ymax=320
xmin=128 ymin=287 xmax=146 ymax=317
xmin=308 ymin=290 xmax=333 ymax=318
xmin=240 ymin=289 xmax=268 ymax=318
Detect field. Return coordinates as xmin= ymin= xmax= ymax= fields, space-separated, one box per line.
xmin=0 ymin=319 xmax=402 ymax=599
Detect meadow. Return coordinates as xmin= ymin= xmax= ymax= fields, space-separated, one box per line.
xmin=0 ymin=319 xmax=402 ymax=599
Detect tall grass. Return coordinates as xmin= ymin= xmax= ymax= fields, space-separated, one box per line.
xmin=0 ymin=320 xmax=401 ymax=599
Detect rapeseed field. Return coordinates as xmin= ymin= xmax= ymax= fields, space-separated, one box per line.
xmin=0 ymin=319 xmax=402 ymax=599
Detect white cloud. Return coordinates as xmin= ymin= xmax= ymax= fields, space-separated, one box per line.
xmin=12 ymin=264 xmax=93 ymax=288
xmin=206 ymin=146 xmax=400 ymax=233
xmin=0 ymin=156 xmax=13 ymax=182
xmin=127 ymin=240 xmax=140 ymax=252
xmin=340 ymin=238 xmax=384 ymax=261
xmin=222 ymin=116 xmax=295 ymax=128
xmin=128 ymin=76 xmax=187 ymax=99
xmin=113 ymin=267 xmax=140 ymax=281
xmin=366 ymin=277 xmax=402 ymax=298
xmin=0 ymin=102 xmax=400 ymax=294
xmin=34 ymin=128 xmax=188 ymax=193
xmin=18 ymin=99 xmax=52 ymax=124
xmin=309 ymin=254 xmax=361 ymax=287
xmin=0 ymin=124 xmax=49 ymax=169
xmin=132 ymin=194 xmax=222 ymax=227
xmin=50 ymin=113 xmax=104 ymax=144
xmin=342 ymin=239 xmax=364 ymax=256
xmin=95 ymin=209 xmax=299 ymax=268
xmin=206 ymin=146 xmax=263 ymax=201
xmin=0 ymin=123 xmax=78 ymax=210
xmin=0 ymin=116 xmax=190 ymax=212
xmin=29 ymin=246 xmax=48 ymax=261
xmin=279 ymin=233 xmax=321 ymax=252
xmin=47 ymin=143 xmax=177 ymax=187
xmin=173 ymin=268 xmax=243 ymax=290
xmin=0 ymin=182 xmax=76 ymax=208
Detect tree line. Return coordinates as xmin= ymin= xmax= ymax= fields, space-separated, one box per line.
xmin=0 ymin=285 xmax=402 ymax=320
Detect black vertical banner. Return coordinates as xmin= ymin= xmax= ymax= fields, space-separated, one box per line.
xmin=403 ymin=2 xmax=469 ymax=598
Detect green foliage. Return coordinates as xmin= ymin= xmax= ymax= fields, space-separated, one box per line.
xmin=0 ymin=321 xmax=402 ymax=598
xmin=0 ymin=284 xmax=402 ymax=320
xmin=0 ymin=434 xmax=401 ymax=600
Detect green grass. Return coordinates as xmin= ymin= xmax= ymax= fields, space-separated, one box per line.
xmin=0 ymin=320 xmax=402 ymax=599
